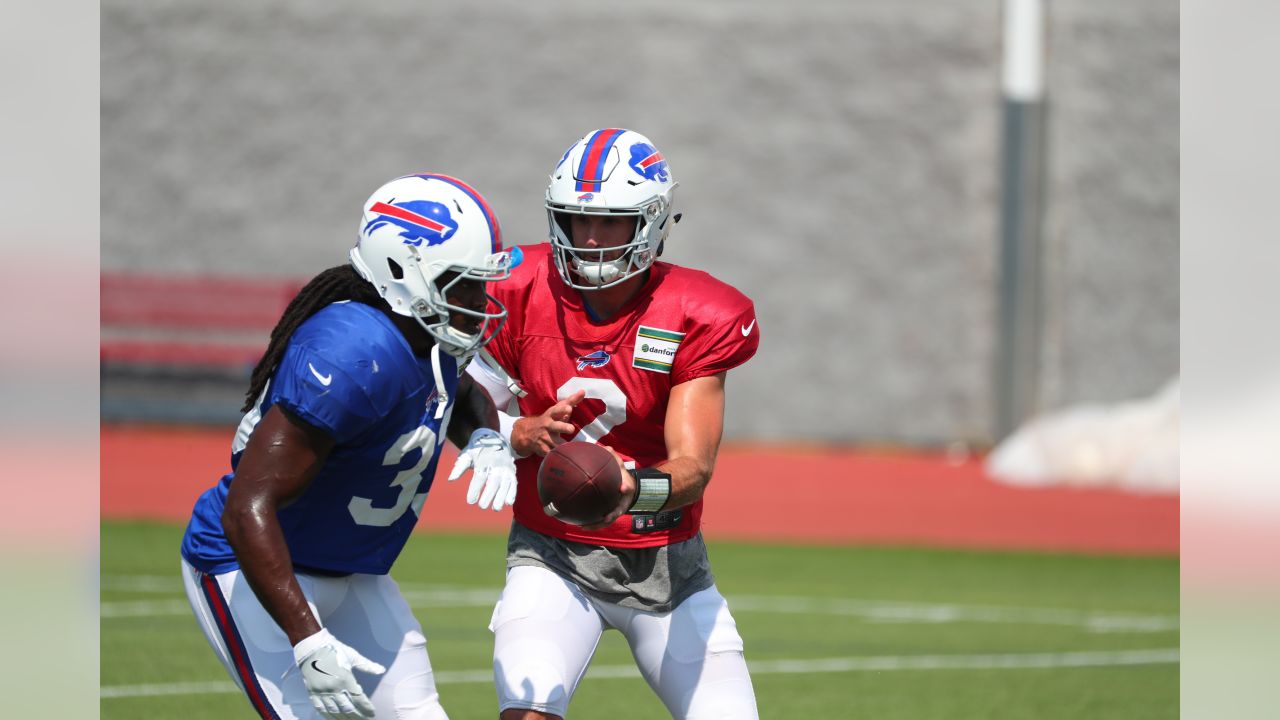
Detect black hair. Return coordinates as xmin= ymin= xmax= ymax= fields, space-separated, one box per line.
xmin=241 ymin=264 xmax=383 ymax=412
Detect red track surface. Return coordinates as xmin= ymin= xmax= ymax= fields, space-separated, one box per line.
xmin=101 ymin=425 xmax=1178 ymax=556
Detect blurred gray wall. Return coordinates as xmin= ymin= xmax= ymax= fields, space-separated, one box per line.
xmin=102 ymin=0 xmax=1178 ymax=446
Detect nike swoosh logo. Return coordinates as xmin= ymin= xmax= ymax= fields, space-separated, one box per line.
xmin=740 ymin=319 xmax=756 ymax=336
xmin=309 ymin=363 xmax=333 ymax=386
xmin=309 ymin=659 xmax=334 ymax=677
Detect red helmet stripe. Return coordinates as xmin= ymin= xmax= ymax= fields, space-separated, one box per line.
xmin=638 ymin=151 xmax=664 ymax=169
xmin=370 ymin=201 xmax=448 ymax=234
xmin=575 ymin=128 xmax=625 ymax=193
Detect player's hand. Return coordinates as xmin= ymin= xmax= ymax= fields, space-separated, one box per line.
xmin=448 ymin=428 xmax=519 ymax=511
xmin=511 ymin=390 xmax=586 ymax=457
xmin=581 ymin=445 xmax=637 ymax=530
xmin=293 ymin=628 xmax=386 ymax=719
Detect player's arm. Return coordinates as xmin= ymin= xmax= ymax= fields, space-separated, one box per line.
xmin=447 ymin=373 xmax=499 ymax=448
xmin=654 ymin=371 xmax=727 ymax=508
xmin=223 ymin=405 xmax=385 ymax=718
xmin=221 ymin=405 xmax=333 ymax=644
xmin=586 ymin=372 xmax=726 ymax=529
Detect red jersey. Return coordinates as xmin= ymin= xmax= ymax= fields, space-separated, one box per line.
xmin=486 ymin=244 xmax=759 ymax=548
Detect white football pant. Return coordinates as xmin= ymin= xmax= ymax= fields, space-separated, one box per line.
xmin=181 ymin=558 xmax=449 ymax=720
xmin=491 ymin=565 xmax=759 ymax=719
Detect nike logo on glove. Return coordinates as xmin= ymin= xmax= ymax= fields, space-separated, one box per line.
xmin=309 ymin=660 xmax=334 ymax=677
xmin=309 ymin=363 xmax=333 ymax=386
xmin=740 ymin=319 xmax=756 ymax=336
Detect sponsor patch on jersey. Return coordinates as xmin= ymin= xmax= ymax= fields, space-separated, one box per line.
xmin=576 ymin=349 xmax=611 ymax=370
xmin=633 ymin=325 xmax=684 ymax=373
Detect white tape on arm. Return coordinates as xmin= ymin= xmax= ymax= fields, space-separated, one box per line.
xmin=466 ymin=352 xmax=516 ymax=408
xmin=498 ymin=410 xmax=529 ymax=459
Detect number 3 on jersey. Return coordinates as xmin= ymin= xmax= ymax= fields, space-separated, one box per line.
xmin=348 ymin=425 xmax=437 ymax=527
xmin=559 ymin=377 xmax=626 ymax=444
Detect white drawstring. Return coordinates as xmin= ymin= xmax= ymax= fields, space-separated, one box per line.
xmin=430 ymin=343 xmax=449 ymax=420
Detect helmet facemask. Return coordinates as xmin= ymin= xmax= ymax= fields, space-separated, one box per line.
xmin=407 ymin=251 xmax=514 ymax=358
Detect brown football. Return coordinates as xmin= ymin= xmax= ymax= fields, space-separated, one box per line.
xmin=537 ymin=441 xmax=624 ymax=526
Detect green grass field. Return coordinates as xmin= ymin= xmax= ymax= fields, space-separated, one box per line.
xmin=101 ymin=521 xmax=1178 ymax=719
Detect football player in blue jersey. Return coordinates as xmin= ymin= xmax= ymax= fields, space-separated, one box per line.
xmin=180 ymin=174 xmax=522 ymax=720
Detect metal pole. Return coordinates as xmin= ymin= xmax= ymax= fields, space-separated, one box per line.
xmin=995 ymin=0 xmax=1048 ymax=440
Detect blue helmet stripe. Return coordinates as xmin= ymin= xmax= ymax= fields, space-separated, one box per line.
xmin=414 ymin=173 xmax=503 ymax=253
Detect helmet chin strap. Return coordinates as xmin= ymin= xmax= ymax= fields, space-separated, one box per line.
xmin=438 ymin=326 xmax=479 ymax=358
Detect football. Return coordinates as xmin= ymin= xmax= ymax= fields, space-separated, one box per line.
xmin=537 ymin=441 xmax=624 ymax=526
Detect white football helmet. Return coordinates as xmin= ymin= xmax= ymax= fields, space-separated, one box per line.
xmin=546 ymin=128 xmax=679 ymax=290
xmin=350 ymin=173 xmax=517 ymax=359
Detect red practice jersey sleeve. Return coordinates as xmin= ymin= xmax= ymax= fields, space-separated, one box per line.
xmin=485 ymin=244 xmax=760 ymax=548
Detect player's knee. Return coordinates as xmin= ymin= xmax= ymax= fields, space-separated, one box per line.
xmin=493 ymin=636 xmax=574 ymax=716
xmin=687 ymin=695 xmax=758 ymax=720
xmin=684 ymin=673 xmax=758 ymax=720
xmin=387 ymin=670 xmax=449 ymax=720
xmin=401 ymin=701 xmax=449 ymax=720
xmin=672 ymin=651 xmax=758 ymax=720
xmin=392 ymin=696 xmax=449 ymax=720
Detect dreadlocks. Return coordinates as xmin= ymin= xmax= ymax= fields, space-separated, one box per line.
xmin=242 ymin=264 xmax=385 ymax=412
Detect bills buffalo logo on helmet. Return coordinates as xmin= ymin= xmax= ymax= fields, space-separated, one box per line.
xmin=628 ymin=143 xmax=669 ymax=182
xmin=365 ymin=199 xmax=459 ymax=247
xmin=577 ymin=193 xmax=595 ymax=202
xmin=576 ymin=350 xmax=611 ymax=371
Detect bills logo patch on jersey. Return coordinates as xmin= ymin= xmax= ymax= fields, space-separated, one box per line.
xmin=366 ymin=199 xmax=459 ymax=246
xmin=628 ymin=143 xmax=670 ymax=182
xmin=576 ymin=350 xmax=611 ymax=371
xmin=633 ymin=326 xmax=684 ymax=374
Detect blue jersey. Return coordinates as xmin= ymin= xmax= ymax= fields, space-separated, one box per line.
xmin=180 ymin=301 xmax=458 ymax=576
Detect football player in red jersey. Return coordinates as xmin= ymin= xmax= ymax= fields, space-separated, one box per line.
xmin=462 ymin=129 xmax=761 ymax=719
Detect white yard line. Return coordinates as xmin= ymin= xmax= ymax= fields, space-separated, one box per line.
xmin=102 ymin=681 xmax=238 ymax=699
xmin=101 ymin=575 xmax=1179 ymax=633
xmin=101 ymin=648 xmax=1179 ymax=699
xmin=725 ymin=596 xmax=1180 ymax=633
xmin=101 ymin=575 xmax=185 ymax=593
xmin=100 ymin=599 xmax=192 ymax=618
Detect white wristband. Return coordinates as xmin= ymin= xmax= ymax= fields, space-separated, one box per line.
xmin=468 ymin=427 xmax=503 ymax=445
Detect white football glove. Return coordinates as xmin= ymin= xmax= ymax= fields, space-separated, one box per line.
xmin=448 ymin=428 xmax=518 ymax=511
xmin=293 ymin=628 xmax=386 ymax=719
